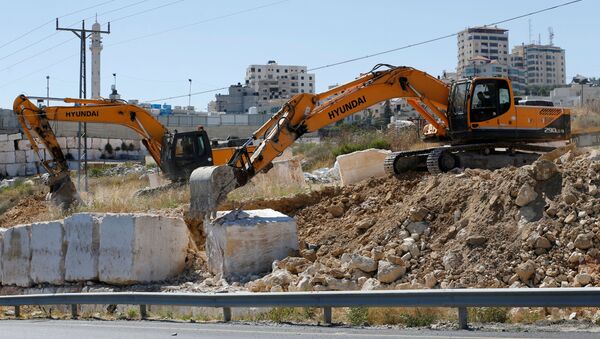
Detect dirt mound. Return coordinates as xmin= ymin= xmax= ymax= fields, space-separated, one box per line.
xmin=248 ymin=148 xmax=600 ymax=292
xmin=0 ymin=193 xmax=50 ymax=227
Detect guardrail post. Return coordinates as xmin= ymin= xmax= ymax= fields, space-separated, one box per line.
xmin=14 ymin=306 xmax=20 ymax=318
xmin=323 ymin=307 xmax=332 ymax=324
xmin=71 ymin=304 xmax=78 ymax=319
xmin=223 ymin=307 xmax=232 ymax=322
xmin=140 ymin=305 xmax=147 ymax=319
xmin=457 ymin=307 xmax=468 ymax=329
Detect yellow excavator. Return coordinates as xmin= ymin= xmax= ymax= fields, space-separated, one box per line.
xmin=13 ymin=95 xmax=254 ymax=208
xmin=190 ymin=64 xmax=573 ymax=216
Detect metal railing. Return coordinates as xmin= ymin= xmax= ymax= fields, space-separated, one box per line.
xmin=2 ymin=288 xmax=600 ymax=328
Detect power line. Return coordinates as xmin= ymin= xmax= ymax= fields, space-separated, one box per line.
xmin=109 ymin=0 xmax=186 ymax=23
xmin=0 ymin=54 xmax=75 ymax=90
xmin=144 ymin=0 xmax=584 ymax=103
xmin=108 ymin=0 xmax=290 ymax=46
xmin=0 ymin=0 xmax=115 ymax=50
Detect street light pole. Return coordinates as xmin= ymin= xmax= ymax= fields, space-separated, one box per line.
xmin=113 ymin=73 xmax=117 ymax=87
xmin=188 ymin=78 xmax=192 ymax=109
xmin=46 ymin=75 xmax=50 ymax=106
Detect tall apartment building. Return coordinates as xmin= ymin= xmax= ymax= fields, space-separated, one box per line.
xmin=214 ymin=83 xmax=260 ymax=114
xmin=457 ymin=26 xmax=509 ymax=77
xmin=510 ymin=44 xmax=566 ymax=87
xmin=245 ymin=60 xmax=315 ymax=100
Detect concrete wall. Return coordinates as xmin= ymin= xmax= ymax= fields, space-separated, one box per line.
xmin=0 ymin=213 xmax=190 ymax=287
xmin=0 ymin=132 xmax=143 ymax=178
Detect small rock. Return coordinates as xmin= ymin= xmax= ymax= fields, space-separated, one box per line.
xmin=466 ymin=235 xmax=487 ymax=246
xmin=270 ymin=285 xmax=284 ymax=292
xmin=424 ymin=273 xmax=437 ymax=288
xmin=361 ymin=278 xmax=383 ymax=291
xmin=348 ymin=253 xmax=378 ymax=272
xmin=357 ymin=219 xmax=375 ymax=230
xmin=516 ymin=261 xmax=535 ymax=282
xmin=406 ymin=221 xmax=429 ymax=236
xmin=564 ymin=213 xmax=577 ymax=224
xmin=534 ymin=236 xmax=552 ymax=249
xmin=568 ymin=252 xmax=583 ymax=264
xmin=409 ymin=207 xmax=429 ymax=222
xmin=532 ymin=160 xmax=559 ymax=181
xmin=376 ymin=260 xmax=406 ymax=283
xmin=327 ymin=203 xmax=345 ymax=218
xmin=563 ymin=192 xmax=577 ymax=205
xmin=300 ymin=249 xmax=317 ymax=262
xmin=515 ymin=183 xmax=538 ymax=207
xmin=575 ymin=273 xmax=592 ymax=286
xmin=442 ymin=252 xmax=462 ymax=271
xmin=574 ymin=234 xmax=593 ymax=250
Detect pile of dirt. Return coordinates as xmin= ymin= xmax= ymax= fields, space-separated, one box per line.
xmin=0 ymin=193 xmax=49 ymax=227
xmin=247 ymin=148 xmax=600 ymax=292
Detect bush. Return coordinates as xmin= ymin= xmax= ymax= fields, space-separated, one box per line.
xmin=397 ymin=310 xmax=437 ymax=327
xmin=469 ymin=307 xmax=508 ymax=323
xmin=347 ymin=307 xmax=369 ymax=326
xmin=332 ymin=137 xmax=391 ymax=157
xmin=104 ymin=143 xmax=113 ymax=154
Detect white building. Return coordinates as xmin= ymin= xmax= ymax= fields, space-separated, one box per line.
xmin=245 ymin=60 xmax=315 ymax=99
xmin=510 ymin=44 xmax=566 ymax=87
xmin=457 ymin=26 xmax=509 ymax=77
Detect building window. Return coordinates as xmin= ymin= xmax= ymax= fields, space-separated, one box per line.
xmin=251 ymin=67 xmax=255 ymax=72
xmin=301 ymin=76 xmax=304 ymax=80
xmin=309 ymin=76 xmax=312 ymax=80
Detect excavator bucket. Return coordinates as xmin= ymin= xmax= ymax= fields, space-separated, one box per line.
xmin=189 ymin=165 xmax=238 ymax=218
xmin=44 ymin=172 xmax=83 ymax=210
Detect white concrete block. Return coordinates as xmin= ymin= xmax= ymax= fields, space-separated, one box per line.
xmin=17 ymin=139 xmax=31 ymax=151
xmin=0 ymin=134 xmax=7 ymax=142
xmin=336 ymin=148 xmax=392 ymax=186
xmin=0 ymin=164 xmax=6 ymax=176
xmin=7 ymin=133 xmax=21 ymax=141
xmin=26 ymin=150 xmax=36 ymax=163
xmin=15 ymin=150 xmax=26 ymax=163
xmin=65 ymin=137 xmax=78 ymax=149
xmin=0 ymin=228 xmax=6 ymax=283
xmin=205 ymin=209 xmax=298 ymax=279
xmin=30 ymin=220 xmax=65 ymax=285
xmin=64 ymin=213 xmax=101 ymax=282
xmin=98 ymin=214 xmax=189 ymax=284
xmin=88 ymin=149 xmax=102 ymax=160
xmin=56 ymin=137 xmax=67 ymax=149
xmin=0 ymin=141 xmax=15 ymax=152
xmin=25 ymin=163 xmax=37 ymax=175
xmin=270 ymin=158 xmax=305 ymax=185
xmin=0 ymin=151 xmax=15 ymax=164
xmin=1 ymin=225 xmax=32 ymax=287
xmin=5 ymin=164 xmax=24 ymax=177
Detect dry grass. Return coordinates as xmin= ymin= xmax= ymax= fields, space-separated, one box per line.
xmin=228 ymin=168 xmax=311 ymax=202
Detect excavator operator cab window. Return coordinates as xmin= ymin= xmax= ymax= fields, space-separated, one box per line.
xmin=174 ymin=134 xmax=206 ymax=159
xmin=470 ymin=79 xmax=511 ymax=123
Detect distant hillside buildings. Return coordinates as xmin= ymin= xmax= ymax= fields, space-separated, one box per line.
xmin=212 ymin=60 xmax=315 ymax=114
xmin=456 ymin=26 xmax=566 ymax=94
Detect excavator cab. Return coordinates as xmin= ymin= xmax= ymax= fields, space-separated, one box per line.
xmin=160 ymin=130 xmax=214 ymax=181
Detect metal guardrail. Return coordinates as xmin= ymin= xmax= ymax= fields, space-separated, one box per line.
xmin=2 ymin=288 xmax=600 ymax=328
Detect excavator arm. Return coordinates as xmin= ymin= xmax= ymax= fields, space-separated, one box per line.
xmin=12 ymin=95 xmax=170 ymax=207
xmin=190 ymin=64 xmax=451 ymax=215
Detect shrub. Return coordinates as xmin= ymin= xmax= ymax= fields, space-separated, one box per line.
xmin=104 ymin=143 xmax=113 ymax=154
xmin=469 ymin=307 xmax=508 ymax=323
xmin=347 ymin=307 xmax=369 ymax=326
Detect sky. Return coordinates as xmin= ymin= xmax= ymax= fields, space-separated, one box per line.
xmin=0 ymin=0 xmax=596 ymax=111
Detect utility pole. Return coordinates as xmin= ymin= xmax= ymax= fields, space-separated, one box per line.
xmin=46 ymin=75 xmax=50 ymax=107
xmin=188 ymin=78 xmax=192 ymax=109
xmin=56 ymin=18 xmax=110 ymax=192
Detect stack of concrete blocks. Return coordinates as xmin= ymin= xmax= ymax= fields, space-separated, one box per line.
xmin=336 ymin=148 xmax=392 ymax=186
xmin=0 ymin=213 xmax=190 ymax=287
xmin=0 ymin=132 xmax=143 ymax=177
xmin=205 ymin=209 xmax=298 ymax=279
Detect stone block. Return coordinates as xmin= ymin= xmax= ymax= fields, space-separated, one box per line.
xmin=14 ymin=150 xmax=26 ymax=163
xmin=65 ymin=137 xmax=78 ymax=149
xmin=98 ymin=214 xmax=189 ymax=284
xmin=25 ymin=163 xmax=37 ymax=175
xmin=17 ymin=139 xmax=31 ymax=151
xmin=336 ymin=148 xmax=392 ymax=186
xmin=56 ymin=137 xmax=67 ymax=149
xmin=30 ymin=221 xmax=65 ymax=285
xmin=0 ymin=228 xmax=5 ymax=283
xmin=26 ymin=150 xmax=36 ymax=163
xmin=270 ymin=158 xmax=305 ymax=186
xmin=64 ymin=213 xmax=102 ymax=282
xmin=0 ymin=134 xmax=7 ymax=142
xmin=5 ymin=164 xmax=24 ymax=177
xmin=205 ymin=209 xmax=298 ymax=279
xmin=1 ymin=225 xmax=32 ymax=287
xmin=0 ymin=151 xmax=15 ymax=164
xmin=0 ymin=141 xmax=15 ymax=152
xmin=87 ymin=149 xmax=102 ymax=160
xmin=7 ymin=133 xmax=21 ymax=141
xmin=0 ymin=164 xmax=6 ymax=176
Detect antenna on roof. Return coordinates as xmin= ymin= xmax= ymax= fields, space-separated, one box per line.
xmin=528 ymin=19 xmax=532 ymax=44
xmin=548 ymin=27 xmax=554 ymax=45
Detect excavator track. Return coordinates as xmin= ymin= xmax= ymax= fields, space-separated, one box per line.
xmin=385 ymin=143 xmax=557 ymax=176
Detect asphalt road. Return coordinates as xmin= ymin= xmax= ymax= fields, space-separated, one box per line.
xmin=1 ymin=320 xmax=600 ymax=339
